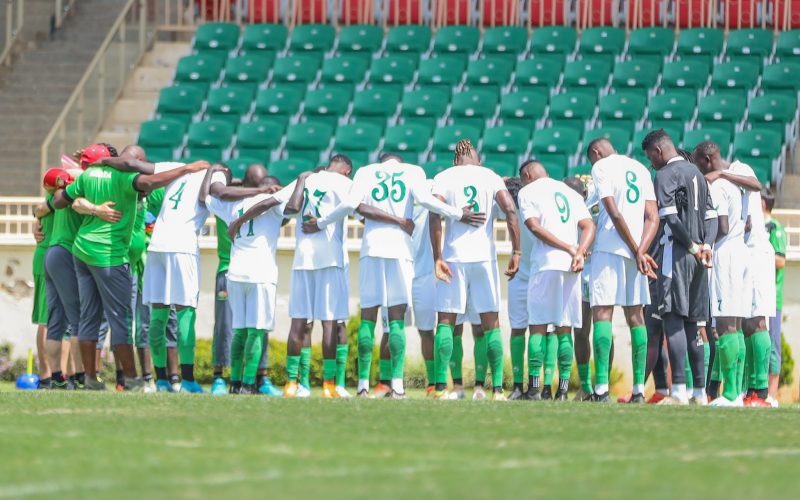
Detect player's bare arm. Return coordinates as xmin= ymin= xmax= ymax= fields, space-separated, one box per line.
xmin=574 ymin=217 xmax=597 ymax=272
xmin=100 ymin=156 xmax=156 ymax=174
xmin=409 ymin=180 xmax=486 ymax=226
xmin=34 ymin=200 xmax=52 ymax=219
xmin=227 ymin=196 xmax=282 ymax=240
xmin=71 ymin=197 xmax=122 ymax=223
xmin=429 ymin=194 xmax=452 ymax=283
xmin=356 ymin=203 xmax=415 ymax=235
xmin=283 ymin=171 xmax=312 ymax=216
xmin=706 ymin=169 xmax=762 ymax=192
xmin=33 ymin=221 xmax=45 ymax=244
xmin=524 ymin=217 xmax=577 ymax=256
xmin=637 ymin=200 xmax=660 ymax=278
xmin=496 ymin=189 xmax=521 ymax=279
xmin=716 ymin=215 xmax=729 ymax=242
xmin=204 ymin=165 xmax=277 ymax=202
xmin=134 ymin=160 xmax=210 ymax=195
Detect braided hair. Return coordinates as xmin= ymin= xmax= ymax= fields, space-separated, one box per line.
xmin=453 ymin=139 xmax=476 ymax=165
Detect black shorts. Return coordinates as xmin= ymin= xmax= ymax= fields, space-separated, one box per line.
xmin=657 ymin=244 xmax=709 ymax=322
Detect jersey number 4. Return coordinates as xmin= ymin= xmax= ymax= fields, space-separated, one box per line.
xmin=372 ymin=171 xmax=406 ymax=202
xmin=168 ymin=181 xmax=187 ymax=210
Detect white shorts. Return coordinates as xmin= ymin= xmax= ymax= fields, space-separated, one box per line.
xmin=711 ymin=243 xmax=749 ymax=318
xmin=528 ymin=270 xmax=583 ymax=328
xmin=746 ymin=243 xmax=777 ymax=318
xmin=435 ymin=261 xmax=501 ymax=315
xmin=456 ymin=302 xmax=481 ymax=326
xmin=359 ymin=256 xmax=414 ymax=308
xmin=412 ymin=273 xmax=436 ymax=331
xmin=590 ymin=252 xmax=650 ymax=307
xmin=289 ymin=267 xmax=349 ymax=321
xmin=142 ymin=251 xmax=200 ymax=307
xmin=507 ymin=275 xmax=529 ymax=329
xmin=228 ymin=280 xmax=277 ymax=330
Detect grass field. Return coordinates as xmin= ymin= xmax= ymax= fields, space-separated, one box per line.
xmin=1 ymin=387 xmax=799 ymax=499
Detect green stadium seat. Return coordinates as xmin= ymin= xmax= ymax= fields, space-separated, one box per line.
xmin=696 ymin=94 xmax=746 ymax=135
xmin=351 ymin=87 xmax=400 ymax=131
xmin=483 ymin=125 xmax=531 ymax=166
xmin=138 ymin=119 xmax=186 ymax=160
xmin=386 ymin=25 xmax=432 ymax=58
xmin=284 ymin=122 xmax=334 ymax=163
xmin=482 ymin=26 xmax=528 ymax=59
xmin=289 ymin=24 xmax=335 ymax=54
xmin=175 ymin=54 xmax=224 ymax=88
xmin=383 ymin=124 xmax=431 ymax=163
xmin=537 ymin=154 xmax=569 ymax=178
xmin=156 ymin=86 xmax=205 ymax=124
xmin=400 ymin=88 xmax=450 ymax=132
xmin=186 ymin=120 xmax=235 ymax=159
xmin=566 ymin=163 xmax=592 ymax=178
xmin=368 ymin=55 xmax=416 ymax=94
xmin=676 ymin=28 xmax=724 ymax=64
xmin=682 ymin=128 xmax=732 ymax=156
xmin=627 ymin=27 xmax=674 ymax=62
xmin=648 ymin=92 xmax=696 ymax=132
xmin=532 ymin=127 xmax=580 ymax=159
xmin=612 ymin=59 xmax=659 ymax=92
xmin=271 ymin=54 xmax=321 ymax=92
xmin=632 ymin=126 xmax=684 ymax=164
xmin=433 ymin=25 xmax=480 ymax=62
xmin=431 ymin=124 xmax=481 ymax=158
xmin=193 ymin=22 xmax=240 ymax=54
xmin=253 ymin=86 xmax=303 ymax=123
xmin=514 ymin=58 xmax=563 ymax=89
xmin=579 ymin=27 xmax=626 ymax=62
xmin=422 ymin=159 xmax=452 ymax=177
xmin=498 ymin=88 xmax=548 ymax=130
xmin=226 ymin=157 xmax=262 ymax=180
xmin=548 ymin=91 xmax=597 ymax=133
xmin=530 ymin=26 xmax=577 ymax=55
xmin=582 ymin=127 xmax=632 ymax=156
xmin=241 ymin=24 xmax=288 ymax=53
xmin=319 ymin=55 xmax=369 ymax=96
xmin=661 ymin=60 xmax=710 ymax=92
xmin=206 ymin=87 xmax=254 ymax=125
xmin=302 ymin=87 xmax=350 ymax=128
xmin=733 ymin=129 xmax=783 ymax=177
xmin=449 ymin=89 xmax=499 ymax=133
xmin=235 ymin=121 xmax=283 ymax=162
xmin=337 ymin=24 xmax=384 ymax=61
xmin=483 ymin=159 xmax=517 ymax=178
xmin=748 ymin=94 xmax=797 ymax=139
xmin=465 ymin=58 xmax=514 ymax=91
xmin=334 ymin=123 xmax=382 ymax=164
xmin=726 ymin=28 xmax=773 ymax=70
xmin=761 ymin=62 xmax=800 ymax=101
xmin=709 ymin=60 xmax=760 ymax=98
xmin=270 ymin=158 xmax=315 ymax=185
xmin=223 ymin=54 xmax=272 ymax=90
xmin=417 ymin=56 xmax=467 ymax=89
xmin=598 ymin=92 xmax=646 ymax=130
xmin=562 ymin=59 xmax=612 ymax=92
xmin=775 ymin=29 xmax=800 ymax=59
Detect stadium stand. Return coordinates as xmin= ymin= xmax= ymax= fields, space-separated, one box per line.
xmin=136 ymin=0 xmax=800 ymax=186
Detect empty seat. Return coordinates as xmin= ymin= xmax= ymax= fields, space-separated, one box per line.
xmin=532 ymin=126 xmax=581 ymax=157
xmin=775 ymin=29 xmax=800 ymax=59
xmin=661 ymin=60 xmax=710 ymax=92
xmin=386 ymin=24 xmax=432 ymax=60
xmin=648 ymin=92 xmax=697 ymax=131
xmin=337 ymin=24 xmax=384 ymax=60
xmin=138 ymin=119 xmax=186 ymax=160
xmin=709 ymin=60 xmax=760 ymax=98
xmin=227 ymin=157 xmax=263 ymax=180
xmin=599 ymin=92 xmax=647 ymax=129
xmin=271 ymin=54 xmax=321 ymax=90
xmin=632 ymin=126 xmax=684 ymax=165
xmin=417 ymin=57 xmax=467 ymax=89
xmin=530 ymin=26 xmax=577 ymax=55
xmin=627 ymin=27 xmax=674 ymax=62
xmin=193 ymin=22 xmax=240 ymax=54
xmin=270 ymin=158 xmax=315 ymax=185
xmin=174 ymin=54 xmax=224 ymax=89
xmin=498 ymin=88 xmax=548 ymax=130
xmin=254 ymin=86 xmax=304 ymax=123
xmin=748 ymin=94 xmax=797 ymax=138
xmin=206 ymin=87 xmax=254 ymax=125
xmin=761 ymin=62 xmax=800 ymax=100
xmin=368 ymin=55 xmax=417 ymax=94
xmin=334 ymin=123 xmax=382 ymax=164
xmin=449 ymin=89 xmax=499 ymax=132
xmin=549 ymin=91 xmax=597 ymax=133
xmin=682 ymin=128 xmax=732 ymax=156
xmin=676 ymin=28 xmax=724 ymax=64
xmin=422 ymin=159 xmax=452 ymax=177
xmin=156 ymin=86 xmax=205 ymax=124
xmin=241 ymin=23 xmax=288 ymax=53
xmin=383 ymin=124 xmax=431 ymax=163
xmin=578 ymin=27 xmax=626 ymax=61
xmin=482 ymin=26 xmax=529 ymax=59
xmin=236 ymin=121 xmax=283 ymax=161
xmin=433 ymin=25 xmax=480 ymax=62
xmin=726 ymin=28 xmax=773 ymax=60
xmin=302 ymin=87 xmax=350 ymax=127
xmin=583 ymin=127 xmax=632 ymax=155
xmin=696 ymin=94 xmax=746 ymax=134
xmin=289 ymin=23 xmax=336 ymax=54
xmin=284 ymin=121 xmax=334 ymax=163
xmin=223 ymin=54 xmax=272 ymax=90
xmin=319 ymin=55 xmax=369 ymax=95
xmin=483 ymin=125 xmax=531 ymax=166
xmin=400 ymin=88 xmax=450 ymax=131
xmin=186 ymin=120 xmax=235 ymax=159
xmin=465 ymin=57 xmax=514 ymax=91
xmin=351 ymin=87 xmax=400 ymax=130
xmin=562 ymin=59 xmax=612 ymax=92
xmin=734 ymin=129 xmax=783 ymax=163
xmin=514 ymin=58 xmax=563 ymax=89
xmin=612 ymin=59 xmax=659 ymax=92
xmin=431 ymin=124 xmax=482 ymax=157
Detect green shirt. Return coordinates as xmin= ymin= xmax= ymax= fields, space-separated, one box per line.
xmin=147 ymin=188 xmax=165 ymax=218
xmin=49 ymin=203 xmax=83 ymax=253
xmin=65 ymin=166 xmax=140 ymax=267
xmin=32 ymin=194 xmax=56 ymax=273
xmin=129 ymin=198 xmax=148 ymax=272
xmin=216 ymin=217 xmax=232 ymax=274
xmin=766 ymin=216 xmax=787 ymax=310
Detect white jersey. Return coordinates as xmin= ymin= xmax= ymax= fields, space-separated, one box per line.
xmin=591 ymin=154 xmax=656 ymax=259
xmin=282 ymin=170 xmax=352 ymax=271
xmin=517 ymin=228 xmax=536 ymax=280
xmin=709 ymin=178 xmax=746 ymax=251
xmin=729 ymin=161 xmax=769 ymax=247
xmin=205 ymin=192 xmax=287 ymax=284
xmin=518 ymin=177 xmax=592 ymax=273
xmin=432 ymin=165 xmax=507 ymax=263
xmin=148 ymin=164 xmax=226 ymax=255
xmin=412 ymin=203 xmax=434 ymax=277
xmin=315 ymin=160 xmax=462 ymax=261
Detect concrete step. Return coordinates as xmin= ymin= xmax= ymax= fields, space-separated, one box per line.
xmin=93 ymin=130 xmax=138 ymax=149
xmin=141 ymin=42 xmax=193 ymax=68
xmin=123 ymin=66 xmax=174 ymax=97
xmin=103 ymin=98 xmax=155 ymax=128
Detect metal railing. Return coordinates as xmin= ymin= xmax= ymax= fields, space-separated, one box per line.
xmin=39 ymin=0 xmax=155 ymax=179
xmin=1 ymin=0 xmax=24 ymax=65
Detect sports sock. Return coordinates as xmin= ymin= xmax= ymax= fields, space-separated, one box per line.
xmin=592 ymin=321 xmax=613 ymax=392
xmin=451 ymin=334 xmax=464 ymax=382
xmin=322 ymin=359 xmax=336 ymax=382
xmin=485 ymin=328 xmax=504 ymax=390
xmin=336 ymin=343 xmax=349 ymax=387
xmin=558 ymin=378 xmax=569 ymax=393
xmin=744 ymin=334 xmax=755 ymax=392
xmin=299 ymin=346 xmax=311 ymax=387
xmin=286 ymin=355 xmax=300 ymax=382
xmin=718 ymin=334 xmax=740 ymax=401
xmin=703 ymin=340 xmax=710 ymax=376
xmin=751 ymin=330 xmax=771 ymax=391
xmin=557 ymin=333 xmax=573 ymax=384
xmin=630 ymin=325 xmax=647 ymax=393
xmin=388 ymin=320 xmax=406 ymax=380
xmin=672 ymin=383 xmax=688 ymax=402
xmin=379 ymin=359 xmax=391 ymax=385
xmin=213 ymin=369 xmax=223 ymax=379
xmin=510 ymin=335 xmax=525 ymax=384
xmin=243 ymin=329 xmax=264 ymax=385
xmin=735 ymin=331 xmax=746 ymax=395
xmin=357 ymin=319 xmax=376 ymax=382
xmin=148 ymin=307 xmax=169 ymax=368
xmin=472 ymin=334 xmax=487 ymax=385
xmin=116 ymin=369 xmax=124 ymax=387
xmin=433 ymin=324 xmax=454 ymax=388
xmin=230 ymin=328 xmax=247 ymax=382
xmin=543 ymin=334 xmax=558 ymax=386
xmin=685 ymin=352 xmax=694 ymax=390
xmin=180 ymin=364 xmax=194 ymax=382
xmin=155 ymin=367 xmax=167 ymax=381
xmin=424 ymin=359 xmax=435 ymax=386
xmin=528 ymin=333 xmax=544 ymax=382
xmin=176 ymin=308 xmax=197 ymax=365
xmin=577 ymin=362 xmax=592 ymax=393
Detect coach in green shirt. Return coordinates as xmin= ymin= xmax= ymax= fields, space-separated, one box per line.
xmin=762 ymin=188 xmax=787 ymax=400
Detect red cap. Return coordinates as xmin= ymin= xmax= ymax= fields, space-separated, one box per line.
xmin=43 ymin=168 xmax=74 ymax=189
xmin=79 ymin=144 xmax=111 ymax=169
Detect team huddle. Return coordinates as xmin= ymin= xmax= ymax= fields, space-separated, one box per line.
xmin=28 ymin=129 xmax=787 ymax=406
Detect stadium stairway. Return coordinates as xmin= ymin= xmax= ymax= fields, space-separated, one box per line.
xmin=0 ymin=0 xmax=128 ymax=195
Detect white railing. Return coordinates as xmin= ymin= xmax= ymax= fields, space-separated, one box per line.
xmin=39 ymin=0 xmax=155 ymax=180
xmin=1 ymin=0 xmax=24 ymax=66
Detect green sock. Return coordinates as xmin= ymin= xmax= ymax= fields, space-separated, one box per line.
xmin=485 ymin=328 xmax=503 ymax=389
xmin=543 ymin=334 xmax=558 ymax=386
xmin=718 ymin=333 xmax=740 ymax=401
xmin=473 ymin=335 xmax=487 ymax=384
xmin=388 ymin=320 xmax=406 ymax=379
xmin=578 ymin=363 xmax=592 ymax=393
xmin=528 ymin=333 xmax=544 ymax=378
xmin=335 ymin=343 xmax=349 ymax=387
xmin=592 ymin=321 xmax=613 ymax=386
xmin=710 ymin=340 xmax=721 ymax=381
xmin=176 ymin=308 xmax=197 ymax=364
xmin=744 ymin=334 xmax=755 ymax=391
xmin=424 ymin=359 xmax=435 ymax=385
xmin=243 ymin=329 xmax=264 ymax=385
xmin=230 ymin=328 xmax=247 ymax=382
xmin=451 ymin=334 xmax=464 ymax=381
xmin=434 ymin=324 xmax=454 ymax=385
xmin=379 ymin=358 xmax=392 ymax=381
xmin=322 ymin=359 xmax=336 ymax=381
xmin=148 ymin=307 xmax=169 ymax=369
xmin=510 ymin=335 xmax=525 ymax=384
xmin=557 ymin=333 xmax=573 ymax=380
xmin=357 ymin=320 xmax=376 ymax=381
xmin=751 ymin=330 xmax=771 ymax=391
xmin=299 ymin=347 xmax=311 ymax=387
xmin=286 ymin=355 xmax=300 ymax=382
xmin=703 ymin=340 xmax=710 ymax=375
xmin=736 ymin=331 xmax=746 ymax=394
xmin=630 ymin=325 xmax=647 ymax=387
xmin=685 ymin=352 xmax=694 ymax=390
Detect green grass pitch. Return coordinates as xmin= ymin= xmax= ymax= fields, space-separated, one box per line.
xmin=1 ymin=389 xmax=798 ymax=499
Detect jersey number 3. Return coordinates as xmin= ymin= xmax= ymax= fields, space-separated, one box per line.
xmin=464 ymin=185 xmax=479 ymax=212
xmin=372 ymin=171 xmax=406 ymax=202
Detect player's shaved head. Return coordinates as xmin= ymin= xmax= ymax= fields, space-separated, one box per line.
xmin=454 ymin=139 xmax=480 ymax=166
xmin=586 ymin=137 xmax=615 ymax=165
xmin=564 ymin=176 xmax=587 ymax=200
xmin=641 ymin=129 xmax=678 ymax=171
xmin=519 ymin=159 xmax=546 ymax=184
xmin=379 ymin=153 xmax=403 ymax=163
xmin=328 ymin=154 xmax=353 ymax=177
xmin=260 ymin=175 xmax=280 ymax=188
xmin=243 ymin=163 xmax=267 ymax=187
xmin=121 ymin=145 xmax=146 ymax=160
xmin=692 ymin=141 xmax=722 ymax=174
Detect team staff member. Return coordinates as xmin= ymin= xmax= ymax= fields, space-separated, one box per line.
xmin=763 ymin=188 xmax=785 ymax=406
